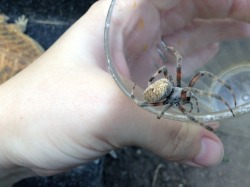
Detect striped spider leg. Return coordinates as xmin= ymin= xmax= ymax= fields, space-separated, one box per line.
xmin=182 ymin=87 xmax=235 ymax=117
xmin=188 ymin=71 xmax=237 ymax=107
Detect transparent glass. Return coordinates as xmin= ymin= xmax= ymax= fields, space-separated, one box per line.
xmin=104 ymin=1 xmax=250 ymax=185
xmin=104 ymin=0 xmax=250 ymax=125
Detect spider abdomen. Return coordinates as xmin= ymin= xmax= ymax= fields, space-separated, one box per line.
xmin=143 ymin=79 xmax=172 ymax=103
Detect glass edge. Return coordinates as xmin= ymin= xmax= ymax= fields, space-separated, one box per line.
xmin=104 ymin=0 xmax=131 ymax=96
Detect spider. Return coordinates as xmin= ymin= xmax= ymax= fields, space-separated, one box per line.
xmin=130 ymin=46 xmax=237 ymax=131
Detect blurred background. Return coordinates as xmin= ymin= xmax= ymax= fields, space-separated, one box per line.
xmin=1 ymin=0 xmax=250 ymax=186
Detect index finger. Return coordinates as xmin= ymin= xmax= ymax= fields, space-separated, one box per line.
xmin=159 ymin=0 xmax=250 ymax=35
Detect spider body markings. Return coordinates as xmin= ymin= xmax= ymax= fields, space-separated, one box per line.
xmin=130 ymin=46 xmax=237 ymax=131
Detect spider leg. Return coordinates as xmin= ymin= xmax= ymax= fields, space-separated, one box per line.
xmin=188 ymin=71 xmax=237 ymax=107
xmin=165 ymin=46 xmax=183 ymax=87
xmin=148 ymin=66 xmax=168 ymax=86
xmin=183 ymin=87 xmax=235 ymax=117
xmin=157 ymin=104 xmax=173 ymax=119
xmin=191 ymin=95 xmax=200 ymax=113
xmin=177 ymin=104 xmax=213 ymax=131
xmin=168 ymin=75 xmax=175 ymax=86
xmin=178 ymin=104 xmax=200 ymax=124
xmin=139 ymin=101 xmax=166 ymax=107
xmin=131 ymin=84 xmax=165 ymax=107
xmin=180 ymin=90 xmax=198 ymax=113
xmin=187 ymin=101 xmax=193 ymax=113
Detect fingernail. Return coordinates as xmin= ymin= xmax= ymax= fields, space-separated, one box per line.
xmin=193 ymin=137 xmax=224 ymax=167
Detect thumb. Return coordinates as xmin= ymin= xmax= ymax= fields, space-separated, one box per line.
xmin=104 ymin=88 xmax=224 ymax=167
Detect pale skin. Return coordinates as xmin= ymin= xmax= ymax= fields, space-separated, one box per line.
xmin=1 ymin=0 xmax=250 ymax=186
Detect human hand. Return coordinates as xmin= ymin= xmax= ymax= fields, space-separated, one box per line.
xmin=1 ymin=0 xmax=250 ymax=186
xmin=109 ymin=0 xmax=250 ymax=83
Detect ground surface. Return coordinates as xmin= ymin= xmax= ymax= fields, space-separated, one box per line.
xmin=1 ymin=0 xmax=250 ymax=186
xmin=102 ymin=129 xmax=250 ymax=187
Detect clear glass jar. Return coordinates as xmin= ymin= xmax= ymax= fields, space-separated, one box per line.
xmin=104 ymin=0 xmax=250 ymax=134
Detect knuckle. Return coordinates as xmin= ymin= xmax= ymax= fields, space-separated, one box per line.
xmin=162 ymin=123 xmax=197 ymax=161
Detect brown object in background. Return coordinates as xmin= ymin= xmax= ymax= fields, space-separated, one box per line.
xmin=0 ymin=14 xmax=44 ymax=84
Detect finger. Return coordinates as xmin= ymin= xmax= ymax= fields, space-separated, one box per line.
xmin=193 ymin=0 xmax=250 ymax=22
xmin=127 ymin=42 xmax=219 ymax=85
xmin=161 ymin=0 xmax=250 ymax=34
xmin=163 ymin=19 xmax=250 ymax=53
xmin=181 ymin=43 xmax=219 ymax=77
xmin=153 ymin=0 xmax=181 ymax=11
xmin=100 ymin=78 xmax=224 ymax=167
